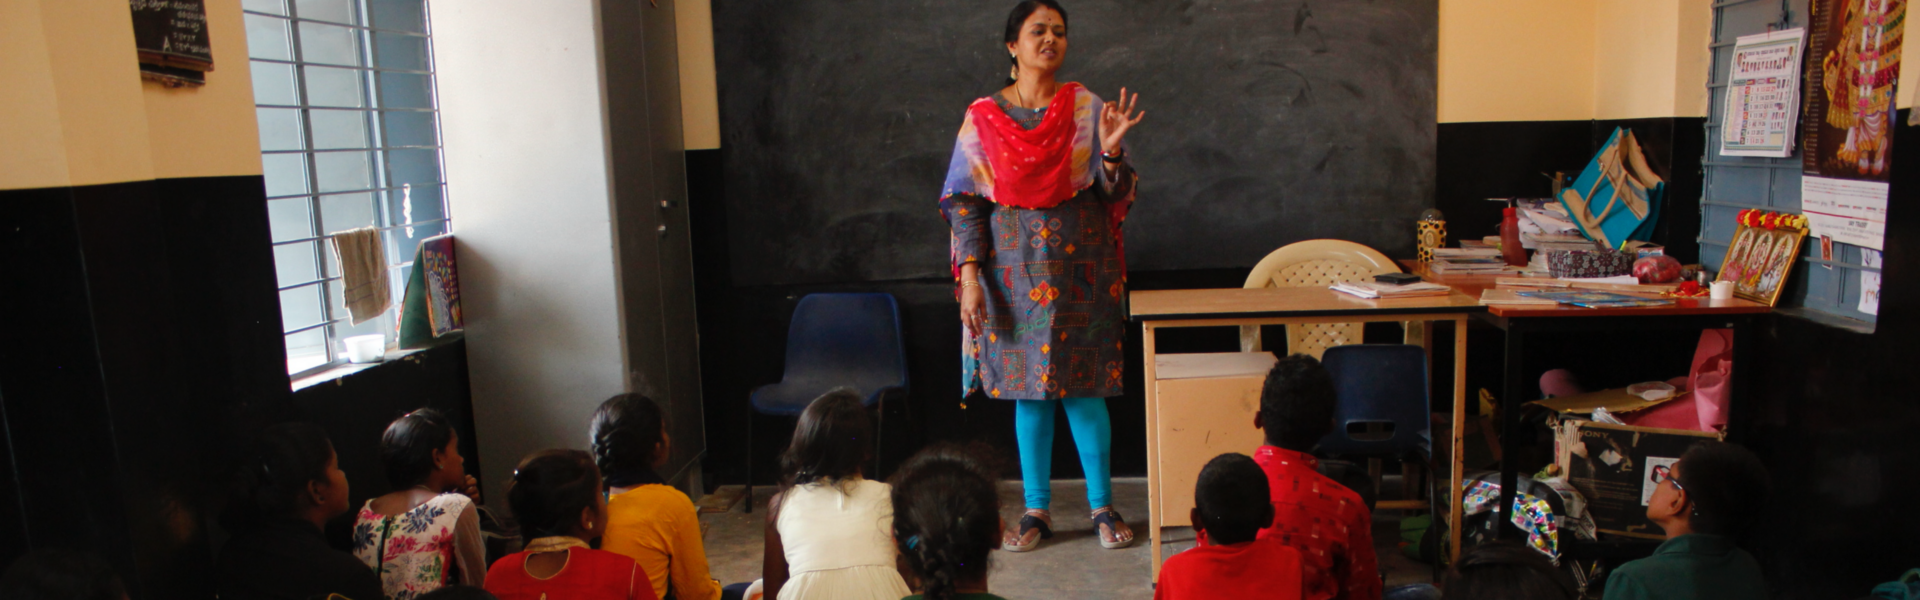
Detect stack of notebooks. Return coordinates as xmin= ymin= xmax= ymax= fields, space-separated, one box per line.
xmin=1330 ymin=280 xmax=1452 ymax=299
xmin=1429 ymin=247 xmax=1508 ymax=275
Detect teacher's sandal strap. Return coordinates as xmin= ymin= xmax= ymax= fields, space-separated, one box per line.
xmin=1093 ymin=508 xmax=1135 ymax=550
xmin=1002 ymin=511 xmax=1053 ymax=553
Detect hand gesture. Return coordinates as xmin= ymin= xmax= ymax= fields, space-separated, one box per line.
xmin=1100 ymin=87 xmax=1144 ymax=153
xmin=961 ymin=284 xmax=987 ymax=338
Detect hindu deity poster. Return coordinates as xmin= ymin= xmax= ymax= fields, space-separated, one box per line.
xmin=1800 ymin=0 xmax=1904 ymax=249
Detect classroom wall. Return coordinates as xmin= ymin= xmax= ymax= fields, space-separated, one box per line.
xmin=1437 ymin=0 xmax=1596 ymax=123
xmin=429 ymin=0 xmax=635 ymax=509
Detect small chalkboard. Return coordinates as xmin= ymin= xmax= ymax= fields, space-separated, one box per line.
xmin=130 ymin=0 xmax=214 ymax=86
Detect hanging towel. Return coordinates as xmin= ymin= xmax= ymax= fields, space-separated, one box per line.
xmin=331 ymin=226 xmax=390 ymax=325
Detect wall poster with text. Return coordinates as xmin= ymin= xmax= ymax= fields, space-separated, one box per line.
xmin=1800 ymin=0 xmax=1904 ymax=250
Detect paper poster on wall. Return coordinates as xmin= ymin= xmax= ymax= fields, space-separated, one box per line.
xmin=1721 ymin=29 xmax=1805 ymax=157
xmin=1803 ymin=176 xmax=1890 ymax=249
xmin=1861 ymin=249 xmax=1882 ymax=315
xmin=1800 ymin=0 xmax=1904 ymax=249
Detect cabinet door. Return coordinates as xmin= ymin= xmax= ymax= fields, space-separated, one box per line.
xmin=1154 ymin=376 xmax=1268 ymax=527
xmin=601 ymin=0 xmax=706 ymax=490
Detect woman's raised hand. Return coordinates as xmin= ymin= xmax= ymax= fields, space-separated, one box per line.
xmin=1100 ymin=87 xmax=1144 ymax=152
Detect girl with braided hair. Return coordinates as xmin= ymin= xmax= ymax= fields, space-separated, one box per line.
xmin=891 ymin=443 xmax=1008 ymax=600
xmin=592 ymin=394 xmax=730 ymax=600
xmin=483 ymin=449 xmax=655 ymax=600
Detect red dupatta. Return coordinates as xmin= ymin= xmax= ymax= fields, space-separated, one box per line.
xmin=962 ymin=82 xmax=1097 ymax=210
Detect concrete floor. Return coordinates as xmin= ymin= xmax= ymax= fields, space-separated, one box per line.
xmin=700 ymin=478 xmax=1435 ymax=599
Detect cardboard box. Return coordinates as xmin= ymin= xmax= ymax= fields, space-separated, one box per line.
xmin=1554 ymin=420 xmax=1722 ymax=539
xmin=1153 ymin=352 xmax=1275 ymax=527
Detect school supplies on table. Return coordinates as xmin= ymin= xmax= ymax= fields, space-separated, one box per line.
xmin=1330 ymin=280 xmax=1452 ymax=299
xmin=1513 ymin=290 xmax=1675 ymax=309
xmin=1479 ymin=289 xmax=1560 ymax=306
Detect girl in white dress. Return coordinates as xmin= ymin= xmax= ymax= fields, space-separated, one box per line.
xmin=761 ymin=389 xmax=912 ymax=600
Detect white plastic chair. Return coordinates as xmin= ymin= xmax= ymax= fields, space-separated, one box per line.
xmin=1240 ymin=239 xmax=1408 ymax=358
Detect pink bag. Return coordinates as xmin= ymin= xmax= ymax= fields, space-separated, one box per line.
xmin=1622 ymin=329 xmax=1732 ymax=432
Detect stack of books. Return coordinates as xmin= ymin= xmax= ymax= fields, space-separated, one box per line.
xmin=1429 ymin=247 xmax=1509 ymax=275
xmin=1330 ymin=280 xmax=1452 ymax=299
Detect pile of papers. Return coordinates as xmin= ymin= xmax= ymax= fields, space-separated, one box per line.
xmin=1479 ymin=289 xmax=1560 ymax=306
xmin=1429 ymin=248 xmax=1509 ymax=275
xmin=1515 ymin=199 xmax=1598 ymax=252
xmin=1330 ymin=280 xmax=1452 ymax=299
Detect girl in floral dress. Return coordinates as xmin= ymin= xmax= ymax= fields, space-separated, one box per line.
xmin=353 ymin=409 xmax=487 ymax=599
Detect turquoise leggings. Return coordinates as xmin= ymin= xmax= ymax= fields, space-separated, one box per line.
xmin=1015 ymin=397 xmax=1113 ymax=510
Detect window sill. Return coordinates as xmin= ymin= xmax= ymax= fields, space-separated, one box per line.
xmin=1776 ymin=307 xmax=1877 ymax=335
xmin=291 ymin=347 xmax=425 ymax=391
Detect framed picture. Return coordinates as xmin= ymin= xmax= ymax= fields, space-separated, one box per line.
xmin=1715 ymin=220 xmax=1807 ymax=306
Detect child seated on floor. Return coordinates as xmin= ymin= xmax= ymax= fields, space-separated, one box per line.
xmin=484 ymin=449 xmax=657 ymax=600
xmin=216 ymin=423 xmax=383 ymax=600
xmin=591 ymin=394 xmax=735 ymax=600
xmin=761 ymin=389 xmax=912 ymax=600
xmin=1439 ymin=542 xmax=1575 ymax=600
xmin=1253 ymin=354 xmax=1382 ymax=600
xmin=1603 ymin=441 xmax=1770 ymax=600
xmin=890 ymin=443 xmax=1007 ymax=600
xmin=1154 ymin=453 xmax=1303 ymax=600
xmin=353 ymin=408 xmax=486 ymax=598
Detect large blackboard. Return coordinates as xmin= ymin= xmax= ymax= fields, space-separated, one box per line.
xmin=713 ymin=0 xmax=1437 ymax=286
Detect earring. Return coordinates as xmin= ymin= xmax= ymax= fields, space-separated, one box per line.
xmin=1010 ymin=64 xmax=1018 ymax=80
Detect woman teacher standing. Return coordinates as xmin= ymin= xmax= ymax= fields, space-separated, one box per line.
xmin=939 ymin=0 xmax=1144 ymax=553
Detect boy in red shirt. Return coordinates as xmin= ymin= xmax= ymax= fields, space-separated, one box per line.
xmin=1253 ymin=354 xmax=1381 ymax=600
xmin=1154 ymin=453 xmax=1303 ymax=600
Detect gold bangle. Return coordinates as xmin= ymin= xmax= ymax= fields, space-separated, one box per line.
xmin=960 ymin=280 xmax=982 ymax=289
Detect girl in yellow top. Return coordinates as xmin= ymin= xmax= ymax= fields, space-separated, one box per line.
xmin=592 ymin=393 xmax=726 ymax=600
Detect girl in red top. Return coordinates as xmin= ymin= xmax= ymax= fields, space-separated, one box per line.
xmin=485 ymin=449 xmax=658 ymax=600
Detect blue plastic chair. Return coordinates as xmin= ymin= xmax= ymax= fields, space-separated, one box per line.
xmin=1318 ymin=344 xmax=1431 ymax=458
xmin=745 ymin=293 xmax=909 ymax=511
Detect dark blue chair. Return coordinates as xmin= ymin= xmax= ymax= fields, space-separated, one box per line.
xmin=745 ymin=293 xmax=909 ymax=511
xmin=1319 ymin=343 xmax=1439 ymax=575
xmin=1319 ymin=344 xmax=1431 ymax=459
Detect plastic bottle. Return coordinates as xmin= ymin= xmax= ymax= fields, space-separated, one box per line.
xmin=1500 ymin=207 xmax=1527 ymax=267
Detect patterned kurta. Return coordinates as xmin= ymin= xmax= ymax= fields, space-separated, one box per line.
xmin=943 ymin=94 xmax=1136 ymax=401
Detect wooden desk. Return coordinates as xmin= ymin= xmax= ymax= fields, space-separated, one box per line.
xmin=1403 ymin=262 xmax=1770 ymax=550
xmin=1131 ymin=286 xmax=1484 ymax=581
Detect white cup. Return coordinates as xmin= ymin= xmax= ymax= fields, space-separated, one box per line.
xmin=1709 ymin=280 xmax=1734 ymax=300
xmin=345 ymin=334 xmax=386 ymax=363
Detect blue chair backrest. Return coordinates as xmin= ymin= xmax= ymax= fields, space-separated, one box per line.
xmin=757 ymin=293 xmax=908 ymax=413
xmin=1318 ymin=344 xmax=1430 ymax=457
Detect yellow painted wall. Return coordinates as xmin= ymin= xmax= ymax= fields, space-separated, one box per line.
xmin=676 ymin=0 xmax=721 ymax=150
xmin=0 ymin=0 xmax=74 ymax=190
xmin=0 ymin=0 xmax=260 ymax=192
xmin=1439 ymin=0 xmax=1596 ymax=123
xmin=144 ymin=0 xmax=264 ymax=179
xmin=1905 ymin=4 xmax=1919 ymax=110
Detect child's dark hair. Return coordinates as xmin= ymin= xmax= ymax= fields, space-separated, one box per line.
xmin=1194 ymin=453 xmax=1272 ymax=545
xmin=1002 ymin=0 xmax=1068 ymax=84
xmin=1676 ymin=441 xmax=1771 ymax=537
xmin=890 ymin=443 xmax=1002 ymax=600
xmin=1259 ymin=354 xmax=1337 ymax=451
xmin=781 ymin=388 xmax=873 ymax=488
xmin=589 ymin=393 xmax=666 ymax=488
xmin=222 ymin=422 xmax=336 ymax=531
xmin=1439 ymin=542 xmax=1575 ymax=600
xmin=381 ymin=408 xmax=457 ymax=490
xmin=507 ymin=449 xmax=602 ymax=539
xmin=0 ymin=548 xmax=126 ymax=600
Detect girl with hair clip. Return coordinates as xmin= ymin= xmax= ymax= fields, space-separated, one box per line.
xmin=592 ymin=394 xmax=737 ymax=600
xmin=353 ymin=408 xmax=486 ymax=599
xmin=484 ymin=449 xmax=657 ymax=600
xmin=760 ymin=389 xmax=913 ymax=600
xmin=891 ymin=444 xmax=1008 ymax=600
xmin=216 ymin=423 xmax=384 ymax=600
